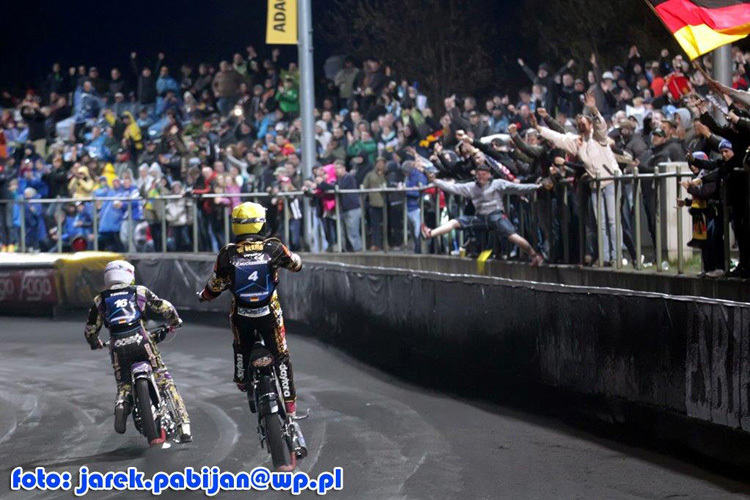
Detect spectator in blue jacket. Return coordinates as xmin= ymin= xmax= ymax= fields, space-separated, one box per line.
xmin=18 ymin=162 xmax=48 ymax=199
xmin=119 ymin=175 xmax=142 ymax=250
xmin=97 ymin=178 xmax=125 ymax=251
xmin=403 ymin=160 xmax=428 ymax=253
xmin=334 ymin=160 xmax=362 ymax=252
xmin=156 ymin=66 xmax=181 ymax=97
xmin=21 ymin=187 xmax=46 ymax=251
xmin=70 ymin=202 xmax=94 ymax=247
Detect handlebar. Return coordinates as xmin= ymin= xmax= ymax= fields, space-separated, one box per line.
xmin=102 ymin=323 xmax=180 ymax=348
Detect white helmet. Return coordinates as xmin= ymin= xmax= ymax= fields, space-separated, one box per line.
xmin=104 ymin=260 xmax=135 ymax=288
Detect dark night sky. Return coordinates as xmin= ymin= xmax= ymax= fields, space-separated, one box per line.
xmin=0 ymin=0 xmax=305 ymax=92
xmin=0 ymin=0 xmax=521 ymax=94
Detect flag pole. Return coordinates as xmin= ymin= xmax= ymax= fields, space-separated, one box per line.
xmin=713 ymin=45 xmax=732 ymax=86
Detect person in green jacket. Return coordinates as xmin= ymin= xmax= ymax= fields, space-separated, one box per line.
xmin=346 ymin=129 xmax=378 ymax=164
xmin=275 ymin=77 xmax=299 ymax=116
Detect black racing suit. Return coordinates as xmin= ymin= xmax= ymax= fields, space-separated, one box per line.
xmin=84 ymin=285 xmax=190 ymax=425
xmin=199 ymin=236 xmax=302 ymax=407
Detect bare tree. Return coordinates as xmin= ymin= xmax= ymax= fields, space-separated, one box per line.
xmin=520 ymin=0 xmax=680 ymax=69
xmin=323 ymin=0 xmax=496 ymax=110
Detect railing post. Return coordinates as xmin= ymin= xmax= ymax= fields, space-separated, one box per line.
xmin=458 ymin=200 xmax=465 ymax=248
xmin=615 ymin=171 xmax=622 ymax=269
xmin=359 ymin=190 xmax=366 ymax=252
xmin=562 ymin=183 xmax=570 ymax=264
xmin=419 ymin=187 xmax=425 ymax=254
xmin=20 ymin=199 xmax=26 ymax=253
xmin=634 ymin=167 xmax=642 ymax=270
xmin=722 ymin=181 xmax=731 ymax=272
xmin=127 ymin=201 xmax=134 ymax=253
xmin=160 ymin=198 xmax=167 ymax=253
xmin=447 ymin=194 xmax=454 ymax=253
xmin=578 ymin=183 xmax=584 ymax=265
xmin=434 ymin=188 xmax=441 ymax=254
xmin=382 ymin=191 xmax=389 ymax=252
xmin=334 ymin=186 xmax=343 ymax=253
xmin=56 ymin=203 xmax=63 ymax=253
xmin=655 ymin=165 xmax=663 ymax=272
xmin=224 ymin=203 xmax=231 ymax=246
xmin=402 ymin=190 xmax=408 ymax=250
xmin=93 ymin=200 xmax=99 ymax=251
xmin=519 ymin=196 xmax=526 ymax=243
xmin=596 ymin=173 xmax=603 ymax=267
xmin=192 ymin=196 xmax=199 ymax=253
xmin=676 ymin=166 xmax=684 ymax=275
xmin=279 ymin=193 xmax=292 ymax=247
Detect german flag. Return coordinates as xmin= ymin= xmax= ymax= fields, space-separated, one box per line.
xmin=647 ymin=1 xmax=750 ymax=59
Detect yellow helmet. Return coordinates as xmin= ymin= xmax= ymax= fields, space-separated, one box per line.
xmin=231 ymin=202 xmax=267 ymax=237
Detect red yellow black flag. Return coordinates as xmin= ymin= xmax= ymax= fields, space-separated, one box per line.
xmin=646 ymin=0 xmax=750 ymax=59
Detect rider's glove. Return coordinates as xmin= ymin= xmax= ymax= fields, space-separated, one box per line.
xmin=90 ymin=338 xmax=104 ymax=350
xmin=197 ymin=289 xmax=209 ymax=302
xmin=168 ymin=319 xmax=183 ymax=334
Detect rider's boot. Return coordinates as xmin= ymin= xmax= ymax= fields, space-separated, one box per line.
xmin=114 ymin=401 xmax=131 ymax=434
xmin=178 ymin=423 xmax=192 ymax=443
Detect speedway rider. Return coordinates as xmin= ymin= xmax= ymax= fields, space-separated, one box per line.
xmin=197 ymin=202 xmax=302 ymax=417
xmin=84 ymin=260 xmax=191 ymax=444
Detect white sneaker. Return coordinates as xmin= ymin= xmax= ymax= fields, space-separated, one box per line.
xmin=705 ymin=270 xmax=725 ymax=278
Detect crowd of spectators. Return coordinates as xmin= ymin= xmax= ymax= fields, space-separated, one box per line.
xmin=1 ymin=42 xmax=750 ymax=277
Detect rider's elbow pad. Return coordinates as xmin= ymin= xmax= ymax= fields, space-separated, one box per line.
xmin=290 ymin=253 xmax=302 ymax=272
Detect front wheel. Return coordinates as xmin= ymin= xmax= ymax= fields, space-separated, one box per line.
xmin=135 ymin=378 xmax=161 ymax=445
xmin=264 ymin=413 xmax=294 ymax=471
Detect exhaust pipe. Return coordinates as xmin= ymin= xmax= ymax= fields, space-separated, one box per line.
xmin=289 ymin=421 xmax=307 ymax=459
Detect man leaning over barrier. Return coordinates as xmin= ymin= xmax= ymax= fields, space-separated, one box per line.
xmin=418 ymin=156 xmax=545 ymax=266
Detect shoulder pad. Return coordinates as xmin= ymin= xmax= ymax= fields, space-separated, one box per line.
xmin=264 ymin=237 xmax=284 ymax=246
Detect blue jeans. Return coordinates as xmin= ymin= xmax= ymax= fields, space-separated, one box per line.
xmin=407 ymin=208 xmax=421 ymax=254
xmin=342 ymin=208 xmax=363 ymax=252
xmin=310 ymin=213 xmax=328 ymax=253
xmin=590 ymin=183 xmax=619 ymax=263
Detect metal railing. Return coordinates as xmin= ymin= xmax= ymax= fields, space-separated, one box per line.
xmin=0 ymin=162 xmax=735 ymax=275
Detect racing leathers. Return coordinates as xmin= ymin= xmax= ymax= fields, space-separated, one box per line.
xmin=84 ymin=285 xmax=190 ymax=426
xmin=198 ymin=236 xmax=302 ymax=409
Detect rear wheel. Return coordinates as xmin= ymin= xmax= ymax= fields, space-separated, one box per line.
xmin=264 ymin=413 xmax=294 ymax=471
xmin=135 ymin=378 xmax=160 ymax=445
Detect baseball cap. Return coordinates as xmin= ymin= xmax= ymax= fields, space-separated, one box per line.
xmin=602 ymin=71 xmax=615 ymax=81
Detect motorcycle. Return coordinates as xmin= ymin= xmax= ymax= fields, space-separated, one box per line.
xmin=246 ymin=339 xmax=307 ymax=471
xmin=105 ymin=325 xmax=183 ymax=447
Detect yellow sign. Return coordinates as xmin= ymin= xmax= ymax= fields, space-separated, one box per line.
xmin=54 ymin=252 xmax=123 ymax=307
xmin=266 ymin=0 xmax=298 ymax=45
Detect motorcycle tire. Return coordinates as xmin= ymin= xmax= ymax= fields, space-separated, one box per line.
xmin=135 ymin=378 xmax=161 ymax=445
xmin=264 ymin=412 xmax=294 ymax=472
